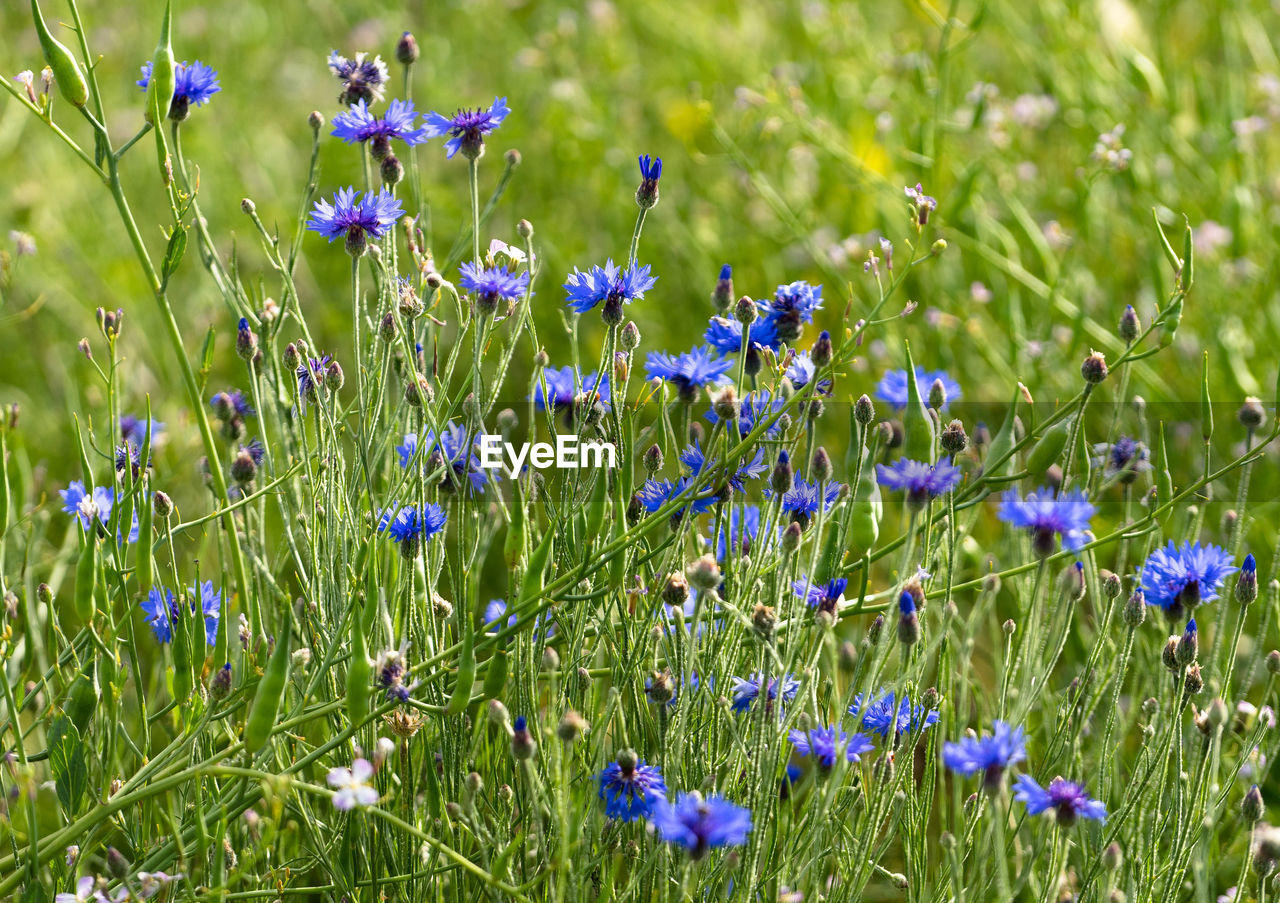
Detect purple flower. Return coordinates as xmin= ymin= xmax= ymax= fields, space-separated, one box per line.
xmin=705 ymin=315 xmax=781 ymax=355
xmin=766 ymin=280 xmax=824 ymax=321
xmin=328 ymin=51 xmax=389 ymax=106
xmin=638 ymin=153 xmax=663 ymax=184
xmin=328 ymin=758 xmax=379 ymax=810
xmin=459 ymin=261 xmax=530 ymax=311
xmin=59 ymin=481 xmax=139 ymax=543
xmin=637 ymin=477 xmax=719 ymax=519
xmin=532 ymin=365 xmax=610 ymax=412
xmin=680 ymin=440 xmax=766 ymax=492
xmin=210 ymin=389 xmax=255 ymax=420
xmin=137 ymin=60 xmax=220 ymax=118
xmin=645 ymin=346 xmax=733 ymax=400
xmin=942 ymin=720 xmax=1028 ymax=789
xmin=418 ymin=421 xmax=496 ymax=493
xmin=706 ymin=389 xmax=785 ymax=439
xmin=564 ymin=259 xmax=658 ymax=314
xmin=785 ymin=351 xmax=832 ymax=394
xmin=1138 ymin=541 xmax=1237 ymax=616
xmin=1013 ymin=774 xmax=1106 ymax=825
xmin=874 ymin=367 xmax=961 ymax=411
xmin=730 ymin=672 xmax=800 ymax=715
xmin=997 ymin=487 xmax=1095 ymax=556
xmin=120 ymin=415 xmax=164 ymax=447
xmin=306 ymin=188 xmax=403 ymax=254
xmin=708 ymin=504 xmax=773 ymax=561
xmin=1094 ymin=436 xmax=1150 ymax=484
xmin=849 ymin=690 xmax=940 ymax=740
xmin=651 ymin=791 xmax=753 ymax=859
xmin=875 ymin=459 xmax=962 ymax=508
xmin=331 ymin=99 xmax=428 ymax=148
xmin=421 ymin=96 xmax=511 ymax=159
xmin=766 ymin=474 xmax=843 ymax=527
xmin=788 ymin=725 xmax=874 ymax=769
xmin=377 ymin=502 xmax=448 ymax=546
xmin=140 ymin=581 xmax=221 ymax=646
xmin=295 ymin=355 xmax=333 ymax=412
xmin=598 ymin=757 xmax=667 ymax=821
xmin=905 ymin=183 xmax=938 ymax=224
xmin=793 ymin=576 xmax=847 ymax=612
xmin=483 ymin=599 xmax=517 ymax=631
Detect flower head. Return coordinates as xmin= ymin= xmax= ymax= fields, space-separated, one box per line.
xmin=459 ymin=261 xmax=530 ymax=313
xmin=532 ymin=365 xmax=610 ymax=412
xmin=328 ymin=51 xmax=389 ymax=106
xmin=875 ymin=367 xmax=961 ymax=411
xmin=785 ymin=351 xmax=832 ymax=394
xmin=210 ymin=389 xmax=255 ymax=420
xmin=793 ymin=576 xmax=847 ymax=612
xmin=637 ymin=477 xmax=719 ymax=520
xmin=328 ymin=758 xmax=379 ymax=810
xmin=788 ymin=725 xmax=875 ymax=769
xmin=708 ymin=505 xmax=774 ymax=560
xmin=120 ymin=415 xmax=164 ymax=447
xmin=706 ymin=389 xmax=785 ymax=439
xmin=1013 ymin=774 xmax=1106 ymax=825
xmin=141 ymin=581 xmax=220 ymax=646
xmin=705 ymin=315 xmax=781 ymax=355
xmin=645 ymin=346 xmax=733 ymax=401
xmin=636 ymin=154 xmax=663 ymax=207
xmin=331 ymin=99 xmax=428 ymax=149
xmin=137 ymin=60 xmax=220 ymax=118
xmin=598 ymin=755 xmax=667 ymax=821
xmin=876 ymin=459 xmax=962 ymax=508
xmin=422 ymin=96 xmax=510 ymax=159
xmin=651 ymin=791 xmax=753 ymax=859
xmin=850 ymin=689 xmax=940 ymax=740
xmin=1138 ymin=541 xmax=1237 ymax=616
xmin=1094 ymin=436 xmax=1150 ymax=484
xmin=60 ymin=481 xmax=139 ymax=543
xmin=377 ymin=502 xmax=448 ymax=549
xmin=295 ymin=355 xmax=333 ymax=412
xmin=307 ymin=188 xmax=403 ymax=255
xmin=564 ymin=259 xmax=658 ymax=315
xmin=680 ymin=440 xmax=767 ymax=492
xmin=766 ymin=474 xmax=844 ymax=528
xmin=998 ymin=487 xmax=1095 ymax=556
xmin=766 ymin=280 xmax=824 ymax=321
xmin=730 ymin=672 xmax=800 ymax=715
xmin=943 ymin=721 xmax=1028 ymax=789
xmin=416 ymin=422 xmax=496 ymax=493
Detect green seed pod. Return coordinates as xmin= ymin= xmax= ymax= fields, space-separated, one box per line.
xmin=983 ymin=387 xmax=1022 ymax=480
xmin=0 ymin=432 xmax=11 ymax=537
xmin=144 ymin=0 xmax=176 ymax=125
xmin=135 ymin=481 xmax=155 ymax=595
xmin=31 ymin=0 xmax=88 ymax=108
xmin=443 ymin=619 xmax=476 ymax=716
xmin=900 ymin=342 xmax=935 ymax=463
xmin=65 ymin=659 xmax=97 ymax=734
xmin=482 ymin=640 xmax=510 ymax=701
xmin=585 ymin=473 xmax=610 ymax=540
xmin=346 ymin=608 xmax=373 ymax=729
xmin=1158 ymin=297 xmax=1183 ymax=349
xmin=170 ymin=590 xmax=194 ymax=703
xmin=503 ymin=496 xmax=525 ymax=570
xmin=74 ymin=535 xmax=98 ymax=622
xmin=519 ymin=528 xmax=555 ymax=605
xmin=1026 ymin=419 xmax=1071 ymax=477
xmin=244 ymin=626 xmax=291 ymax=755
xmin=848 ymin=446 xmax=882 ymax=551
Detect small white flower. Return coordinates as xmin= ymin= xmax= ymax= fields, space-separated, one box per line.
xmin=328 ymin=757 xmax=379 ymax=811
xmin=54 ymin=876 xmax=96 ymax=903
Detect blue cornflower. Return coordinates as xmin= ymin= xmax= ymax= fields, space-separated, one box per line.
xmin=849 ymin=690 xmax=940 ymax=740
xmin=331 ymin=99 xmax=428 ymax=151
xmin=419 ymin=421 xmax=494 ymax=493
xmin=638 ymin=154 xmax=663 ymax=184
xmin=706 ymin=389 xmax=785 ymax=439
xmin=210 ymin=389 xmax=255 ymax=420
xmin=421 ymin=96 xmax=511 ymax=159
xmin=140 ymin=581 xmax=220 ymax=646
xmin=137 ymin=60 xmax=220 ymax=118
xmin=766 ymin=474 xmax=844 ymax=528
xmin=564 ymin=259 xmax=658 ymax=315
xmin=459 ymin=261 xmax=530 ymax=313
xmin=483 ymin=599 xmax=517 ymax=630
xmin=60 ymin=481 xmax=139 ymax=543
xmin=785 ymin=351 xmax=832 ymax=394
xmin=788 ymin=725 xmax=874 ymax=769
xmin=598 ymin=756 xmax=667 ymax=822
xmin=708 ymin=504 xmax=774 ymax=560
xmin=730 ymin=672 xmax=800 ymax=715
xmin=120 ymin=415 xmax=164 ymax=447
xmin=766 ymin=280 xmax=824 ymax=321
xmin=375 ymin=648 xmax=412 ymax=703
xmin=997 ymin=487 xmax=1095 ymax=556
xmin=306 ymin=187 xmax=403 ymax=255
xmin=875 ymin=459 xmax=962 ymax=508
xmin=651 ymin=792 xmax=753 ymax=859
xmin=645 ymin=346 xmax=734 ymax=401
xmin=874 ymin=367 xmax=962 ymax=411
xmin=680 ymin=441 xmax=767 ymax=493
xmin=328 ymin=51 xmax=389 ymax=106
xmin=636 ymin=154 xmax=663 ymax=208
xmin=295 ymin=355 xmax=333 ymax=412
xmin=532 ymin=365 xmax=610 ymax=412
xmin=1138 ymin=541 xmax=1237 ymax=616
xmin=1094 ymin=436 xmax=1150 ymax=484
xmin=115 ymin=442 xmax=150 ymax=479
xmin=704 ymin=315 xmax=781 ymax=355
xmin=1013 ymin=774 xmax=1107 ymax=826
xmin=793 ymin=576 xmax=847 ymax=612
xmin=942 ymin=720 xmax=1028 ymax=789
xmin=395 ymin=433 xmax=419 ymax=468
xmin=377 ymin=502 xmax=448 ymax=554
xmin=638 ymin=477 xmax=719 ymax=520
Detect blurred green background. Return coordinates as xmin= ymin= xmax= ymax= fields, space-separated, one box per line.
xmin=2 ymin=0 xmax=1278 ymax=493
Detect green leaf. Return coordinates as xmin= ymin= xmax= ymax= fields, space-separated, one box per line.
xmin=48 ymin=715 xmax=88 ymax=815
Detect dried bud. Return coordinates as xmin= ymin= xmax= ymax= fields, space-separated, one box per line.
xmin=557 ymin=710 xmax=588 ymax=743
xmin=940 ymin=419 xmax=967 ymax=454
xmin=645 ymin=670 xmax=674 ymax=705
xmin=712 ymin=386 xmax=739 ymax=422
xmin=662 ymin=572 xmax=690 ymax=607
xmin=1183 ymin=663 xmax=1204 ymax=697
xmin=1239 ymin=397 xmax=1266 ymax=430
xmin=687 ymin=555 xmax=722 ymax=592
xmin=1081 ymin=351 xmax=1109 ymax=384
xmin=752 ymin=603 xmax=776 ymax=639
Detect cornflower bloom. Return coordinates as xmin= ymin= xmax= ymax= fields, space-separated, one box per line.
xmin=1138 ymin=541 xmax=1237 ymax=618
xmin=598 ymin=752 xmax=667 ymax=821
xmin=942 ymin=720 xmax=1028 ymax=790
xmin=137 ymin=60 xmax=220 ymax=119
xmin=331 ymin=99 xmax=428 ymax=158
xmin=306 ymin=187 xmax=403 ymax=256
xmin=876 ymin=458 xmax=962 ymax=509
xmin=564 ymin=259 xmax=658 ymax=321
xmin=328 ymin=51 xmax=389 ymax=105
xmin=874 ymin=367 xmax=961 ymax=411
xmin=651 ymin=792 xmax=753 ymax=859
xmin=1013 ymin=775 xmax=1106 ymax=825
xmin=422 ymin=96 xmax=511 ymax=159
xmin=997 ymin=487 xmax=1095 ymax=556
xmin=788 ymin=725 xmax=875 ymax=769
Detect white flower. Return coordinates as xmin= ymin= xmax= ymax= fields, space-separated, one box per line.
xmin=328 ymin=757 xmax=379 ymax=811
xmin=54 ymin=876 xmax=96 ymax=903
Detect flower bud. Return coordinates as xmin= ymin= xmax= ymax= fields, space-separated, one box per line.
xmin=662 ymin=572 xmax=690 ymax=607
xmin=1122 ymin=590 xmax=1146 ymax=628
xmin=939 ymin=419 xmax=967 ymax=454
xmin=687 ymin=555 xmax=721 ymax=592
xmin=540 ymin=646 xmax=560 ymax=672
xmin=209 ymin=663 xmax=232 ymax=701
xmin=811 ymin=330 xmax=833 ymax=368
xmin=812 ymin=447 xmax=833 ymax=483
xmin=1118 ymin=305 xmax=1140 ymax=343
xmin=1183 ymin=663 xmax=1204 ymax=697
xmin=734 ymin=295 xmax=757 ymax=326
xmin=396 ymin=31 xmax=420 ymax=65
xmin=308 ymin=110 xmax=325 ymax=131
xmin=283 ymin=342 xmax=300 ymax=372
xmin=645 ymin=670 xmax=674 ymax=705
xmin=1244 ymin=785 xmax=1266 ymax=823
xmin=752 ymin=603 xmax=776 ymax=639
xmin=619 ymin=320 xmax=641 ymax=351
xmin=325 ymin=360 xmax=345 ymax=391
xmin=153 ymin=490 xmax=174 ymax=518
xmin=897 ymin=591 xmax=919 ymax=646
xmin=1081 ymin=351 xmax=1109 ymax=384
xmin=712 ymin=265 xmax=733 ymax=312
xmin=510 ymin=716 xmax=537 ymax=760
xmin=487 ymin=699 xmax=510 ymax=728
xmin=1238 ymin=553 xmax=1259 ymax=605
xmin=771 ymin=451 xmax=794 ymax=495
xmin=928 ymin=378 xmax=948 ymax=410
xmin=557 ymin=710 xmax=588 ymax=743
xmin=1239 ymin=397 xmax=1266 ymax=430
xmin=1103 ymin=842 xmax=1124 ymax=871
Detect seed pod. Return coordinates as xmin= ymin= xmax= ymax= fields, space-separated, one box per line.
xmin=1026 ymin=419 xmax=1071 ymax=476
xmin=143 ymin=0 xmax=176 ymax=125
xmin=901 ymin=343 xmax=935 ymax=462
xmin=244 ymin=627 xmax=292 ymax=755
xmin=519 ymin=528 xmax=555 ymax=605
xmin=444 ymin=618 xmax=477 ymax=717
xmin=64 ymin=659 xmax=97 ymax=734
xmin=346 ymin=608 xmax=373 ymax=729
xmin=31 ymin=0 xmax=88 ymax=107
xmin=74 ymin=535 xmax=98 ymax=621
xmin=482 ymin=637 xmax=510 ymax=701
